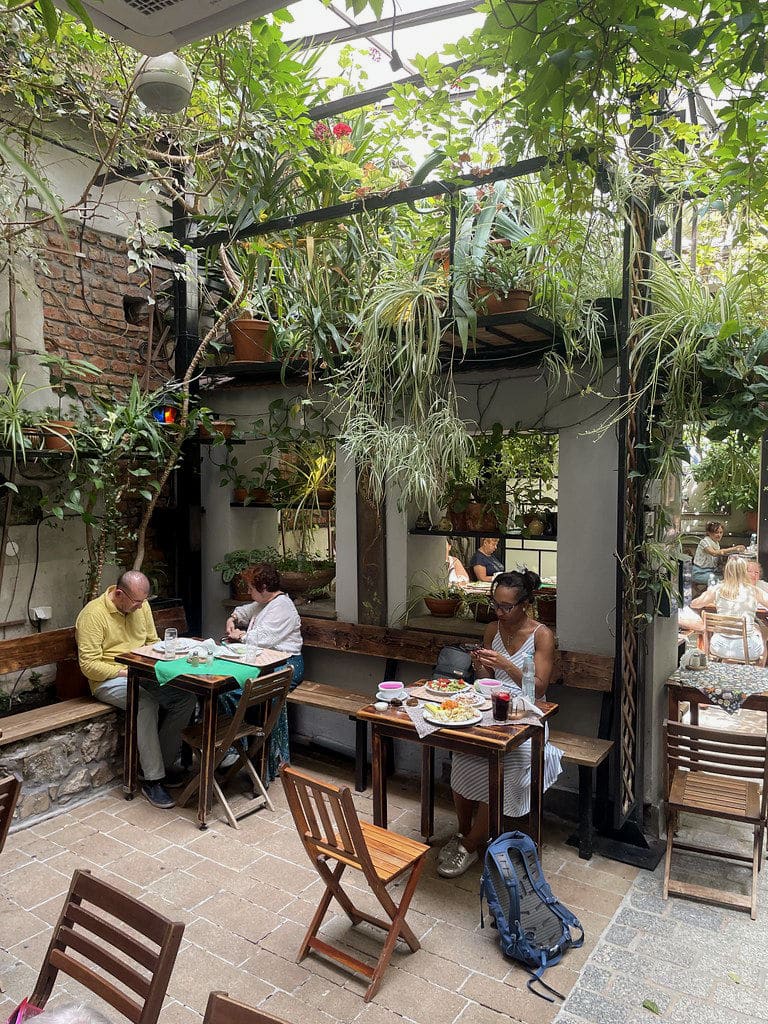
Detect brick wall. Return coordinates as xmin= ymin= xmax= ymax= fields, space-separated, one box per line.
xmin=36 ymin=224 xmax=169 ymax=394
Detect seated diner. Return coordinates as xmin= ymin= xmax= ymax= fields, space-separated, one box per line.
xmin=438 ymin=569 xmax=562 ymax=878
xmin=446 ymin=538 xmax=470 ymax=585
xmin=224 ymin=563 xmax=304 ymax=780
xmin=691 ymin=521 xmax=745 ymax=585
xmin=690 ymin=555 xmax=768 ymax=662
xmin=469 ymin=536 xmax=505 ymax=582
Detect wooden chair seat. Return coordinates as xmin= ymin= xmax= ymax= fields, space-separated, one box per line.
xmin=30 ymin=868 xmax=183 ymax=1024
xmin=0 ymin=773 xmax=21 ymax=854
xmin=182 ymin=719 xmax=265 ymax=751
xmin=203 ymin=992 xmax=288 ymax=1024
xmin=663 ymin=720 xmax=768 ymax=919
xmin=669 ymin=768 xmax=762 ymax=822
xmin=702 ymin=611 xmax=765 ymax=665
xmin=280 ymin=764 xmax=429 ymax=1002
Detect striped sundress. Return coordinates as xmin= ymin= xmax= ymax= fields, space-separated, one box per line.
xmin=450 ymin=625 xmax=563 ymax=818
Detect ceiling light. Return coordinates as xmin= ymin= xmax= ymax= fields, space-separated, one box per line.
xmin=51 ymin=0 xmax=298 ymax=56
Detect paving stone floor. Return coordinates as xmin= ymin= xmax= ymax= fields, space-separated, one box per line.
xmin=0 ymin=756 xmax=638 ymax=1024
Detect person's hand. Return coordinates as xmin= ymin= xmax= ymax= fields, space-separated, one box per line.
xmin=736 ymin=544 xmax=746 ymax=552
xmin=118 ymin=668 xmax=128 ymax=678
xmin=225 ymin=620 xmax=241 ymax=640
xmin=474 ymin=647 xmax=506 ymax=672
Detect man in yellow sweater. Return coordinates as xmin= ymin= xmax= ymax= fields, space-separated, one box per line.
xmin=76 ymin=570 xmax=196 ymax=809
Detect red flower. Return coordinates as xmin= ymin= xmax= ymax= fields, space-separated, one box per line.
xmin=312 ymin=122 xmax=331 ymax=140
xmin=332 ymin=122 xmax=352 ymax=138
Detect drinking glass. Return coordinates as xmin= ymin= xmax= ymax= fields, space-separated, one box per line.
xmin=492 ymin=691 xmax=510 ymax=722
xmin=244 ymin=641 xmax=261 ymax=663
xmin=164 ymin=627 xmax=178 ymax=659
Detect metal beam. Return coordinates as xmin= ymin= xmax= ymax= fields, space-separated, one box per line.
xmin=287 ymin=0 xmax=478 ymax=49
xmin=192 ymin=150 xmax=592 ymax=250
xmin=307 ymin=59 xmax=462 ymax=120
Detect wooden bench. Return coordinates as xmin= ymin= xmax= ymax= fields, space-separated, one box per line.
xmin=549 ymin=731 xmax=613 ymax=859
xmin=0 ymin=604 xmax=188 ymax=749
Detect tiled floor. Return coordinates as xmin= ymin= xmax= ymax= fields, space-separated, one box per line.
xmin=0 ymin=758 xmax=637 ymax=1024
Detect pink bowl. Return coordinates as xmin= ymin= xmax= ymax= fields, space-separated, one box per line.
xmin=379 ymin=681 xmax=405 ymax=691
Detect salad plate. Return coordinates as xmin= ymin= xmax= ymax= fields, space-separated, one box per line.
xmin=153 ymin=638 xmax=194 ymax=654
xmin=423 ymin=703 xmax=482 ymax=728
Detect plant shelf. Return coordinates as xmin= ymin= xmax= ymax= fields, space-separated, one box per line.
xmin=409 ymin=527 xmax=557 ymax=541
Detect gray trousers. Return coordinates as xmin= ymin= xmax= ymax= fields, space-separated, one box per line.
xmin=95 ymin=677 xmax=197 ymax=782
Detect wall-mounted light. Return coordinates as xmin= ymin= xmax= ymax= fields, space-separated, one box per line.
xmin=133 ymin=53 xmax=193 ymax=114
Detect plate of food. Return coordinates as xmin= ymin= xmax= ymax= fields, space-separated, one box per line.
xmin=423 ymin=700 xmax=482 ymax=728
xmin=425 ymin=676 xmax=470 ymax=697
xmin=220 ymin=643 xmax=248 ymax=657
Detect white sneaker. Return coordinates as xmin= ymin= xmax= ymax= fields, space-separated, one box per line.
xmin=437 ymin=842 xmax=478 ymax=878
xmin=438 ymin=833 xmax=463 ymax=864
xmin=219 ymin=750 xmax=239 ymax=769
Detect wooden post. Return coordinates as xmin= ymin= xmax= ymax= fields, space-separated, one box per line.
xmin=356 ymin=467 xmax=387 ymax=626
xmin=759 ymin=432 xmax=768 ymax=579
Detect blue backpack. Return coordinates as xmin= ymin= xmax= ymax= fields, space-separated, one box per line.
xmin=480 ymin=831 xmax=584 ymax=1001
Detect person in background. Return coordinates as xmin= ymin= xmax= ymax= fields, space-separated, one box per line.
xmin=438 ymin=570 xmax=562 ymax=878
xmin=224 ymin=563 xmax=304 ymax=780
xmin=31 ymin=1006 xmax=114 ymax=1024
xmin=691 ymin=555 xmax=768 ymax=662
xmin=446 ymin=538 xmax=470 ymax=585
xmin=691 ymin=522 xmax=745 ymax=585
xmin=76 ymin=571 xmax=196 ymax=810
xmin=469 ymin=536 xmax=505 ymax=582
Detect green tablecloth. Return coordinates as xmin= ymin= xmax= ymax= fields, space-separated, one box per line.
xmin=154 ymin=656 xmax=261 ymax=687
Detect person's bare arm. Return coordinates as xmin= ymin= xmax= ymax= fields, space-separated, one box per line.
xmin=473 ymin=563 xmax=491 ymax=582
xmin=691 ymin=587 xmax=716 ymax=610
xmin=533 ymin=627 xmax=555 ymax=697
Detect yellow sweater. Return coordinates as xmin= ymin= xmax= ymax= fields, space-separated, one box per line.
xmin=76 ymin=586 xmax=159 ymax=692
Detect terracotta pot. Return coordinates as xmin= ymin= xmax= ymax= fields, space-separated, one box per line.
xmin=424 ymin=596 xmax=461 ymax=617
xmin=464 ymin=502 xmax=486 ymax=532
xmin=476 ymin=287 xmax=532 ymax=315
xmin=199 ymin=421 xmax=235 ymax=440
xmin=479 ymin=503 xmax=508 ymax=532
xmin=43 ymin=420 xmax=76 ymax=452
xmin=745 ymin=509 xmax=758 ymax=533
xmin=525 ymin=514 xmax=545 ymax=537
xmin=21 ymin=427 xmax=44 ymax=451
xmin=232 ymin=487 xmax=248 ymax=503
xmin=228 ymin=318 xmax=272 ymax=362
xmin=316 ymin=487 xmax=335 ymax=508
xmin=280 ymin=567 xmax=335 ymax=600
xmin=230 ymin=573 xmax=251 ymax=600
xmin=448 ymin=508 xmax=466 ymax=532
xmin=248 ymin=487 xmax=272 ymax=504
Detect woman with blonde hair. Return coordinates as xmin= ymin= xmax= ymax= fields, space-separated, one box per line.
xmin=691 ymin=556 xmax=768 ymax=662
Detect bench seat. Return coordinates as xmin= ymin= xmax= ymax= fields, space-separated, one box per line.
xmin=550 ymin=729 xmax=613 ymax=859
xmin=0 ymin=698 xmax=113 ymax=747
xmin=288 ymin=681 xmax=373 ymax=792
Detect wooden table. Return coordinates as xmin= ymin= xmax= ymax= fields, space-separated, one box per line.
xmin=357 ymin=699 xmax=558 ymax=853
xmin=667 ymin=663 xmax=768 ymax=723
xmin=116 ymin=647 xmax=288 ymax=829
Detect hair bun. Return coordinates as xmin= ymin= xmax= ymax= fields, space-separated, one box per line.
xmin=522 ymin=568 xmax=541 ymax=591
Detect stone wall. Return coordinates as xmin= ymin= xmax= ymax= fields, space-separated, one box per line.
xmin=0 ymin=714 xmax=121 ymax=823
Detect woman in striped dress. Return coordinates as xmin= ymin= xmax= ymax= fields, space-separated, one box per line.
xmin=438 ymin=569 xmax=563 ymax=877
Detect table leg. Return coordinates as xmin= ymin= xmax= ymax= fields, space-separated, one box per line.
xmin=123 ymin=669 xmax=139 ymax=800
xmin=667 ymin=687 xmax=680 ymax=722
xmin=420 ymin=745 xmax=435 ymax=842
xmin=197 ymin=692 xmax=218 ymax=830
xmin=488 ymin=752 xmax=504 ymax=840
xmin=371 ymin=726 xmax=387 ymax=828
xmin=529 ymin=725 xmax=545 ymax=853
xmin=689 ymin=700 xmax=700 ymax=726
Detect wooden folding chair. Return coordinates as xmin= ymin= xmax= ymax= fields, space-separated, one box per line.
xmin=203 ymin=991 xmax=287 ymax=1024
xmin=0 ymin=773 xmax=21 ymax=854
xmin=30 ymin=869 xmax=184 ymax=1024
xmin=181 ymin=667 xmax=292 ymax=828
xmin=663 ymin=720 xmax=768 ymax=919
xmin=702 ymin=611 xmax=765 ymax=665
xmin=280 ymin=764 xmax=429 ymax=1002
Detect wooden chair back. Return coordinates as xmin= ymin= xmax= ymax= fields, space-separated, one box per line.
xmin=218 ymin=667 xmax=292 ymax=754
xmin=203 ymin=992 xmax=288 ymax=1024
xmin=0 ymin=773 xmax=20 ymax=853
xmin=665 ymin=720 xmax=768 ymax=819
xmin=702 ymin=611 xmax=751 ymax=662
xmin=30 ymin=869 xmax=184 ymax=1024
xmin=281 ymin=764 xmax=375 ymax=878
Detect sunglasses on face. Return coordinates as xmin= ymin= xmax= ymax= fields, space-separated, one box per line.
xmin=489 ymin=598 xmax=524 ymax=614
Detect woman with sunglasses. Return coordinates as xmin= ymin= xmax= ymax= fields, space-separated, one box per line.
xmin=437 ymin=569 xmax=562 ymax=878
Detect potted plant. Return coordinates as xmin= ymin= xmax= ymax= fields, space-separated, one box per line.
xmin=404 ymin=569 xmax=466 ymax=619
xmin=218 ymin=243 xmax=275 ymax=362
xmin=469 ymin=241 xmax=536 ymax=315
xmin=0 ymin=376 xmax=50 ymax=465
xmin=213 ymin=549 xmax=259 ymax=599
xmin=39 ymin=354 xmax=100 ymax=451
xmin=197 ymin=408 xmax=237 ymax=441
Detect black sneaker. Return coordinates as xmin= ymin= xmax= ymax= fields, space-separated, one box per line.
xmin=141 ymin=782 xmax=175 ymax=809
xmin=163 ymin=767 xmax=191 ymax=789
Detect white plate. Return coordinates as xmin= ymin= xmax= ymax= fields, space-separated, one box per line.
xmin=423 ymin=709 xmax=482 ymax=728
xmin=376 ymin=690 xmax=406 ymax=703
xmin=425 ymin=682 xmax=471 ymax=698
xmin=153 ymin=639 xmax=194 ymax=654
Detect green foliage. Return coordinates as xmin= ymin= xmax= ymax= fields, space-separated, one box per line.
xmin=692 ymin=434 xmax=760 ymax=513
xmin=213 ymin=545 xmax=334 ymax=582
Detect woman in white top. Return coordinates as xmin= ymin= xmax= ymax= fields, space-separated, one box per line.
xmin=438 ymin=569 xmax=563 ymax=878
xmin=445 ymin=538 xmax=470 ymax=586
xmin=691 ymin=555 xmax=768 ymax=662
xmin=691 ymin=522 xmax=745 ymax=584
xmin=224 ymin=563 xmax=304 ymax=780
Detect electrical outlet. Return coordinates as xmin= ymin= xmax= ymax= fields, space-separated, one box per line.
xmin=5 ymin=540 xmax=18 ymax=557
xmin=32 ymin=606 xmax=52 ymax=621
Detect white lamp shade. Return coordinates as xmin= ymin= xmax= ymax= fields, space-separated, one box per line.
xmin=134 ymin=53 xmax=193 ymax=113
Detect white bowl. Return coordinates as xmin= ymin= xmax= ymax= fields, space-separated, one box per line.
xmin=379 ymin=681 xmax=405 ymax=693
xmin=475 ymin=678 xmax=502 ymax=697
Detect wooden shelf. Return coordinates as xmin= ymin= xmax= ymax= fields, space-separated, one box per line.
xmin=231 ymin=501 xmax=334 ymax=510
xmin=410 ymin=527 xmax=557 ymax=541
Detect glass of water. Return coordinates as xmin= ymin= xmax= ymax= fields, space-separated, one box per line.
xmin=244 ymin=641 xmax=261 ymax=663
xmin=164 ymin=627 xmax=178 ymax=659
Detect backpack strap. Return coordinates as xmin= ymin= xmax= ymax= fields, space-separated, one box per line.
xmin=526 ymin=962 xmax=566 ymax=1003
